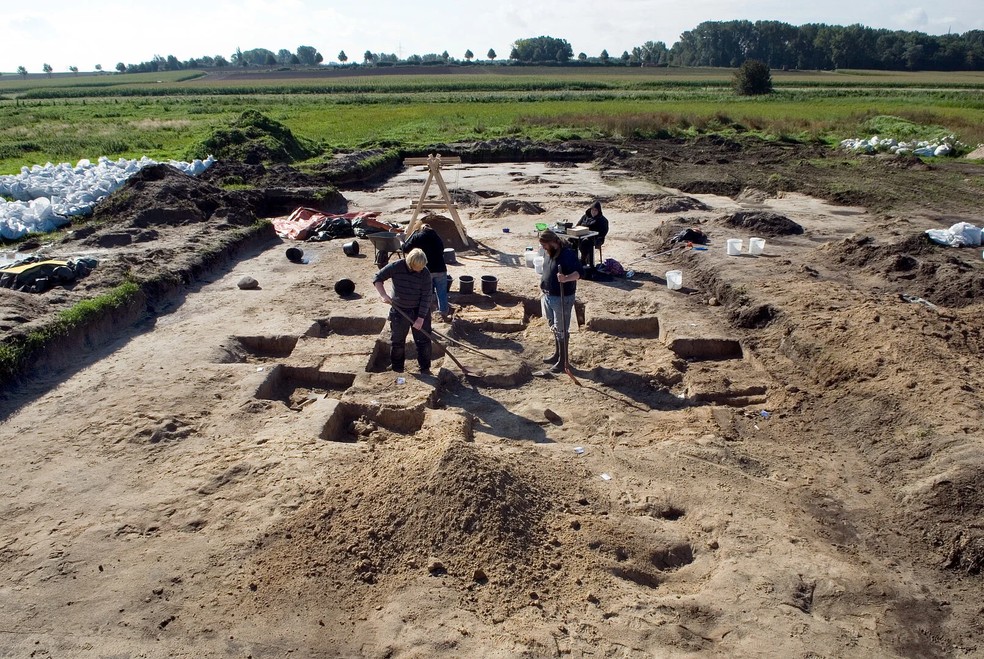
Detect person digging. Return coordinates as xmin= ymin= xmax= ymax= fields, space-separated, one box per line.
xmin=373 ymin=247 xmax=433 ymax=375
xmin=538 ymin=230 xmax=582 ymax=374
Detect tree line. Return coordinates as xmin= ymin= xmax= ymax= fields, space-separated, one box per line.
xmin=671 ymin=21 xmax=984 ymax=71
xmin=9 ymin=20 xmax=984 ymax=77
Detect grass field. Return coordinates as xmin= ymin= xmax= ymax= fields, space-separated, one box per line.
xmin=1 ymin=67 xmax=983 ymax=174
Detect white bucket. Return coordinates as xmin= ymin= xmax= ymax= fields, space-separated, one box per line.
xmin=748 ymin=237 xmax=766 ymax=255
xmin=666 ymin=270 xmax=683 ymax=290
xmin=534 ymin=255 xmax=544 ymax=274
xmin=726 ymin=238 xmax=742 ymax=256
xmin=525 ymin=249 xmax=536 ymax=268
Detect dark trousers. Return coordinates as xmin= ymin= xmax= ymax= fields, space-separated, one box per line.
xmin=389 ymin=308 xmax=432 ymax=371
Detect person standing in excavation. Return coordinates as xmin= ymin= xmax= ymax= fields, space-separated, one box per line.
xmin=402 ymin=222 xmax=450 ymax=320
xmin=538 ymin=230 xmax=582 ymax=373
xmin=373 ymin=248 xmax=433 ymax=374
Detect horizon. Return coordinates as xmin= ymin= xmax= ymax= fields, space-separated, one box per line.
xmin=3 ymin=0 xmax=982 ymax=75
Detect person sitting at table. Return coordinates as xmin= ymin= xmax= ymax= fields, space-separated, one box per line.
xmin=575 ymin=200 xmax=609 ymax=269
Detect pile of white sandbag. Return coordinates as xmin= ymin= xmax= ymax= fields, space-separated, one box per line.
xmin=839 ymin=134 xmax=963 ymax=157
xmin=0 ymin=155 xmax=215 ymax=240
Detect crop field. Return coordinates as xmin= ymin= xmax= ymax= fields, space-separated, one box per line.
xmin=1 ymin=66 xmax=983 ymax=174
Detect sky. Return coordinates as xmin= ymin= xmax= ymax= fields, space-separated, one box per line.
xmin=3 ymin=0 xmax=982 ymax=74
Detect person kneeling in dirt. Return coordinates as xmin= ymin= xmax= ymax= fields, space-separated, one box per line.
xmin=575 ymin=200 xmax=609 ymax=271
xmin=402 ymin=222 xmax=450 ymax=320
xmin=373 ymin=248 xmax=433 ymax=374
xmin=539 ymin=230 xmax=582 ymax=373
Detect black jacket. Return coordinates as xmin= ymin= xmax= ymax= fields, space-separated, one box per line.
xmin=403 ymin=226 xmax=447 ymax=274
xmin=576 ymin=201 xmax=609 ymax=246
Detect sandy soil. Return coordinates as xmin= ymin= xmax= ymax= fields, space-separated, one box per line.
xmin=1 ymin=142 xmax=983 ymax=658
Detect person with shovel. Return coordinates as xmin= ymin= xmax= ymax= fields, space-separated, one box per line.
xmin=373 ymin=248 xmax=433 ymax=374
xmin=538 ymin=230 xmax=582 ymax=374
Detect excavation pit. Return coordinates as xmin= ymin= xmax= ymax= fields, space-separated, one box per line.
xmin=312 ymin=315 xmax=387 ymax=337
xmin=366 ymin=338 xmax=447 ymax=373
xmin=321 ymin=400 xmax=427 ymax=442
xmin=254 ymin=365 xmax=356 ymax=407
xmin=216 ymin=335 xmax=299 ymax=362
xmin=667 ymin=337 xmax=743 ymax=361
xmin=650 ymin=542 xmax=695 ymax=571
xmin=586 ymin=314 xmax=660 ymax=337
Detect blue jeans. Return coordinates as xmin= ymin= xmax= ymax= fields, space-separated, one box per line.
xmin=541 ymin=293 xmax=575 ymax=340
xmin=431 ymin=272 xmax=449 ymax=315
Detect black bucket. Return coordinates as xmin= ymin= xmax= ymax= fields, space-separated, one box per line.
xmin=481 ymin=275 xmax=498 ymax=295
xmin=458 ymin=275 xmax=475 ymax=295
xmin=334 ymin=278 xmax=355 ymax=296
xmin=286 ymin=246 xmax=304 ymax=262
xmin=342 ymin=240 xmax=360 ymax=257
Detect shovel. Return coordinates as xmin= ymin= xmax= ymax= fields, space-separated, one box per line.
xmin=387 ymin=304 xmax=485 ymax=377
xmin=558 ymin=283 xmax=582 ymax=387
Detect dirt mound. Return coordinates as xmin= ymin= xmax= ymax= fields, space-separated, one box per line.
xmin=450 ymin=189 xmax=483 ymax=207
xmin=821 ymin=233 xmax=984 ymax=308
xmin=85 ymin=164 xmax=241 ymax=231
xmin=193 ymin=109 xmax=319 ymax=164
xmin=419 ymin=214 xmax=474 ymax=251
xmin=249 ymin=434 xmax=574 ymax=620
xmin=721 ymin=210 xmax=803 ymax=236
xmin=480 ymin=199 xmax=546 ymax=218
xmin=652 ymin=195 xmax=711 ymax=213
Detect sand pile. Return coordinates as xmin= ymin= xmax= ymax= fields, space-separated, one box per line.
xmin=248 ymin=431 xmax=582 ymax=620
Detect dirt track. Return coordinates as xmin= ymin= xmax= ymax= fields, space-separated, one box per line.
xmin=1 ymin=139 xmax=983 ymax=657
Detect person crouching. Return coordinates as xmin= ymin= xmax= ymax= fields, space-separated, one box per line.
xmin=373 ymin=248 xmax=433 ymax=374
xmin=539 ymin=230 xmax=582 ymax=373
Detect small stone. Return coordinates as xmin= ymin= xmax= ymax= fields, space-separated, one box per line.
xmin=543 ymin=408 xmax=562 ymax=424
xmin=237 ymin=276 xmax=259 ymax=290
xmin=708 ymin=540 xmax=720 ymax=550
xmin=427 ymin=559 xmax=446 ymax=575
xmin=707 ymin=297 xmax=719 ymax=306
xmin=473 ymin=568 xmax=488 ymax=583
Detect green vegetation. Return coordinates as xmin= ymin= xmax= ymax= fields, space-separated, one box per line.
xmin=0 ymin=281 xmax=140 ymax=381
xmin=1 ymin=67 xmax=983 ymax=173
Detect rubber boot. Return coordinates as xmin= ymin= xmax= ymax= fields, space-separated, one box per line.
xmin=549 ymin=338 xmax=568 ymax=373
xmin=542 ymin=336 xmax=560 ymax=364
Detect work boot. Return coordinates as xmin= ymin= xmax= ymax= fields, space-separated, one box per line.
xmin=542 ymin=336 xmax=560 ymax=364
xmin=549 ymin=339 xmax=568 ymax=373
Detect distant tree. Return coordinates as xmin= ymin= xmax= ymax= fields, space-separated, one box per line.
xmin=620 ymin=50 xmax=630 ymax=64
xmin=69 ymin=65 xmax=79 ymax=75
xmin=232 ymin=48 xmax=244 ymax=66
xmin=464 ymin=49 xmax=474 ymax=61
xmin=115 ymin=62 xmax=126 ymax=73
xmin=441 ymin=50 xmax=450 ymax=63
xmin=600 ymin=49 xmax=609 ymax=63
xmin=17 ymin=66 xmax=27 ymax=78
xmin=638 ymin=40 xmax=669 ymax=66
xmin=578 ymin=52 xmax=587 ymax=61
xmin=363 ymin=50 xmax=375 ymax=64
xmin=733 ymin=58 xmax=772 ymax=95
xmin=42 ymin=63 xmax=53 ymax=77
xmin=511 ymin=36 xmax=573 ymax=63
xmin=166 ymin=55 xmax=181 ymax=70
xmin=509 ymin=47 xmax=520 ymax=60
xmin=295 ymin=45 xmax=322 ymax=66
xmin=214 ymin=55 xmax=229 ymax=67
xmin=95 ymin=64 xmax=103 ymax=72
xmin=277 ymin=49 xmax=293 ymax=65
xmin=487 ymin=48 xmax=496 ymax=61
xmin=407 ymin=54 xmax=422 ymax=64
xmin=337 ymin=50 xmax=348 ymax=63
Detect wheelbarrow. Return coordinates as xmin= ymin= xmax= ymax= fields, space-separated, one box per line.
xmin=367 ymin=231 xmax=404 ymax=268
